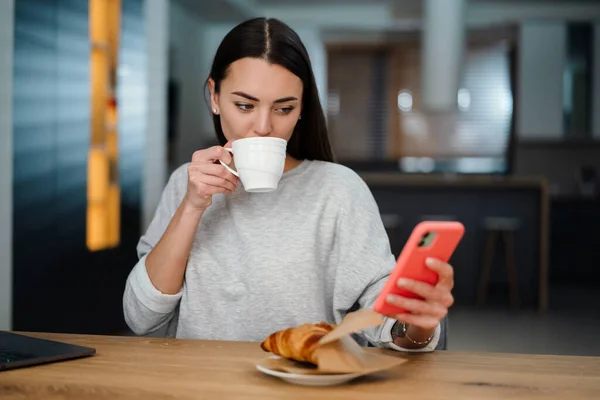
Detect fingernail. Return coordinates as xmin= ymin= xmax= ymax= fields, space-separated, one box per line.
xmin=387 ymin=295 xmax=398 ymax=303
xmin=397 ymin=278 xmax=409 ymax=287
xmin=426 ymin=258 xmax=435 ymax=266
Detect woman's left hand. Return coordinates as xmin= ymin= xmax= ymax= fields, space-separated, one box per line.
xmin=385 ymin=257 xmax=455 ymax=332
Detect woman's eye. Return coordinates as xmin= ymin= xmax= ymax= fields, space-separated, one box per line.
xmin=276 ymin=107 xmax=294 ymax=115
xmin=235 ymin=103 xmax=253 ymax=111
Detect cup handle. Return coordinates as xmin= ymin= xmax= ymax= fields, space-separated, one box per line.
xmin=218 ymin=148 xmax=239 ymax=177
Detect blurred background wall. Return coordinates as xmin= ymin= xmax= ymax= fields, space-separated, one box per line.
xmin=7 ymin=0 xmax=147 ymax=334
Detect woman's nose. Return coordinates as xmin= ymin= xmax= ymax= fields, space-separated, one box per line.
xmin=252 ymin=109 xmax=272 ymax=136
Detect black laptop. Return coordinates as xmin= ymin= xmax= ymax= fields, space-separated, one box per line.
xmin=0 ymin=331 xmax=96 ymax=371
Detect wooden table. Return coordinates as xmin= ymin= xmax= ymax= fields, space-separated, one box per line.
xmin=2 ymin=332 xmax=600 ymax=399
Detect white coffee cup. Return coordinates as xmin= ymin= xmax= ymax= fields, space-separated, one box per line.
xmin=219 ymin=137 xmax=287 ymax=193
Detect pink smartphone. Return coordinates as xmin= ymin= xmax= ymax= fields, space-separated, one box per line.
xmin=373 ymin=221 xmax=465 ymax=316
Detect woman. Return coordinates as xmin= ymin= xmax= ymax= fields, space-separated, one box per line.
xmin=123 ymin=17 xmax=454 ymax=352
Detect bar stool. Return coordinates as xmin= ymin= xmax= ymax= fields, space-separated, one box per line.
xmin=477 ymin=217 xmax=520 ymax=309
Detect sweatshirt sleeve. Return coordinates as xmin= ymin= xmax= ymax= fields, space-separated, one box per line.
xmin=123 ymin=165 xmax=187 ymax=335
xmin=330 ymin=171 xmax=440 ymax=352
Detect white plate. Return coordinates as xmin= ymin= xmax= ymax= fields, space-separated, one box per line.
xmin=255 ymin=357 xmax=365 ymax=386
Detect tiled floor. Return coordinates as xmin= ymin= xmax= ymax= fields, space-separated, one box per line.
xmin=448 ymin=285 xmax=600 ymax=356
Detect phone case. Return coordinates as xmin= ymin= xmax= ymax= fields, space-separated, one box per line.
xmin=373 ymin=221 xmax=465 ymax=316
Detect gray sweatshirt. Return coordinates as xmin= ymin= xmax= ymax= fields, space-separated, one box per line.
xmin=123 ymin=160 xmax=440 ymax=352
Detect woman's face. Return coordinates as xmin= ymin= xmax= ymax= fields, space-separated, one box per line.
xmin=209 ymin=57 xmax=303 ymax=143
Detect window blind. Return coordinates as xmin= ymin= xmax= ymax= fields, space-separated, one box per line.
xmin=327 ymin=37 xmax=514 ymax=173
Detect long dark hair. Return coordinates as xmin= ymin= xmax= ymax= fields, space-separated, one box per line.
xmin=206 ymin=18 xmax=334 ymax=162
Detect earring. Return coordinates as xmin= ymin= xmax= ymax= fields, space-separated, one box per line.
xmin=298 ymin=115 xmax=302 ymax=120
xmin=213 ymin=108 xmax=218 ymax=114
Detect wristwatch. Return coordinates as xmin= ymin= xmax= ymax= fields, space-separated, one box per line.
xmin=392 ymin=321 xmax=434 ymax=346
xmin=391 ymin=321 xmax=406 ymax=340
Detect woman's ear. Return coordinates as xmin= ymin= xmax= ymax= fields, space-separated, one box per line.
xmin=208 ymin=78 xmax=219 ymax=113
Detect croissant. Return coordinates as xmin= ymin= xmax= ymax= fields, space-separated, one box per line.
xmin=260 ymin=322 xmax=335 ymax=365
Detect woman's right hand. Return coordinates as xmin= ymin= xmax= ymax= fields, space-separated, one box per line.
xmin=184 ymin=145 xmax=240 ymax=211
